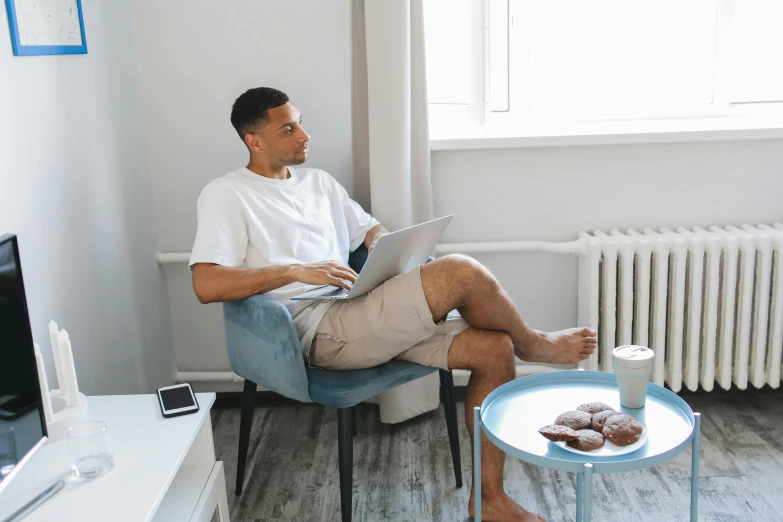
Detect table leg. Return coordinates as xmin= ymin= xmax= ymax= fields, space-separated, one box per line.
xmin=217 ymin=464 xmax=230 ymax=521
xmin=576 ymin=470 xmax=584 ymax=522
xmin=691 ymin=412 xmax=701 ymax=522
xmin=583 ymin=463 xmax=593 ymax=522
xmin=474 ymin=407 xmax=481 ymax=522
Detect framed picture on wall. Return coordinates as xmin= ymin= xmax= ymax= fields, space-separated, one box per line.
xmin=5 ymin=0 xmax=87 ymax=56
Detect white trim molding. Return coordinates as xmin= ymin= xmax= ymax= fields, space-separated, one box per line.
xmin=431 ymin=125 xmax=783 ymax=151
xmin=428 ymin=103 xmax=783 ymax=150
xmin=176 ymin=364 xmax=566 ymax=390
xmin=157 ymin=252 xmax=192 ymax=264
xmin=157 ymin=238 xmax=586 ymax=265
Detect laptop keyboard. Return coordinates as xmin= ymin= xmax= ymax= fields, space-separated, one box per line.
xmin=320 ymin=287 xmax=351 ymax=298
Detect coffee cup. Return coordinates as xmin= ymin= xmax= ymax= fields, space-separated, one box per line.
xmin=612 ymin=345 xmax=655 ymax=409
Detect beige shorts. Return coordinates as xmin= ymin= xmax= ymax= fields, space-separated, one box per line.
xmin=309 ymin=265 xmax=469 ymax=371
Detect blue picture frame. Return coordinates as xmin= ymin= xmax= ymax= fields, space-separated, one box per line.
xmin=5 ymin=0 xmax=87 ymax=56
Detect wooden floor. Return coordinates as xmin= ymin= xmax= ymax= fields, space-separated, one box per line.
xmin=211 ymin=389 xmax=783 ymax=521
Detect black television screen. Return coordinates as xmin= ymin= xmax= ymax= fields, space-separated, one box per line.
xmin=0 ymin=234 xmax=46 ymax=492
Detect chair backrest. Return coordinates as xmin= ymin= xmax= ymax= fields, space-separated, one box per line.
xmin=221 ymin=245 xmax=371 ymax=403
xmin=348 ymin=244 xmax=369 ymax=273
xmin=223 ymin=295 xmax=312 ymax=403
xmin=349 ymin=244 xmax=434 ymax=273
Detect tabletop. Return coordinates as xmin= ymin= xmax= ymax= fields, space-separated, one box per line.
xmin=480 ymin=371 xmax=695 ymax=474
xmin=0 ymin=393 xmax=216 ymax=522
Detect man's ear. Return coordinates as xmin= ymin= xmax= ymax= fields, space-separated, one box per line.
xmin=244 ymin=132 xmax=265 ymax=154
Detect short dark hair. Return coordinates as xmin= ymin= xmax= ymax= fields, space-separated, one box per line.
xmin=230 ymin=87 xmax=289 ymax=142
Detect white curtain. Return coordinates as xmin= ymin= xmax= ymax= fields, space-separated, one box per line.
xmin=352 ymin=0 xmax=440 ymax=423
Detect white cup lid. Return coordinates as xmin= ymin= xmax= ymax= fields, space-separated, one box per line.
xmin=612 ymin=345 xmax=655 ymax=368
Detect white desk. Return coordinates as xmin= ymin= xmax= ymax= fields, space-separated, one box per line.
xmin=0 ymin=393 xmax=229 ymax=522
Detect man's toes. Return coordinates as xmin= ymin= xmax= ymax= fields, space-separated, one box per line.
xmin=580 ymin=327 xmax=597 ymax=337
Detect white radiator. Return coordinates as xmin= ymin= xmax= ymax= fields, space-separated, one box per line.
xmin=577 ymin=224 xmax=783 ymax=392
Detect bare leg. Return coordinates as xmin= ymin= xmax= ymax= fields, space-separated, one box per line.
xmin=448 ymin=328 xmax=546 ymax=522
xmin=420 ymin=255 xmax=595 ymax=520
xmin=421 ymin=255 xmax=597 ymax=364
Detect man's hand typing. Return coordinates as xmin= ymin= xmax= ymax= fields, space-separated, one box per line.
xmin=290 ymin=261 xmax=358 ymax=290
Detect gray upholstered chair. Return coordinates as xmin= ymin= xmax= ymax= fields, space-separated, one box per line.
xmin=222 ymin=246 xmax=462 ymax=522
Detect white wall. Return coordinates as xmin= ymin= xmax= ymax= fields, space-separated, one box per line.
xmin=159 ymin=136 xmax=783 ymax=382
xmin=129 ymin=1 xmax=783 ymax=382
xmin=433 ymin=139 xmax=783 ymax=332
xmin=131 ymin=0 xmax=354 ymax=374
xmin=132 ymin=0 xmax=354 ymax=252
xmin=0 ymin=0 xmax=174 ymax=394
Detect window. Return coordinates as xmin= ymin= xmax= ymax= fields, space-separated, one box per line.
xmin=727 ymin=0 xmax=783 ymax=103
xmin=424 ymin=0 xmax=783 ymax=140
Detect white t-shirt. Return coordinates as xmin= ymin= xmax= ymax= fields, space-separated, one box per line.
xmin=189 ymin=167 xmax=380 ymax=355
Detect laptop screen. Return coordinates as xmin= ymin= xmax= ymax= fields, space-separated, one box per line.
xmin=0 ymin=235 xmax=46 ymax=489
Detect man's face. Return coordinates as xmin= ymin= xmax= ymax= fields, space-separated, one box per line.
xmin=252 ymin=102 xmax=310 ymax=166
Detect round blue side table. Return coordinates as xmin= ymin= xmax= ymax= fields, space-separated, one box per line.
xmin=473 ymin=370 xmax=700 ymax=522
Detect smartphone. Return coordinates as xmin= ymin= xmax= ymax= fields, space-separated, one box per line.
xmin=157 ymin=383 xmax=199 ymax=418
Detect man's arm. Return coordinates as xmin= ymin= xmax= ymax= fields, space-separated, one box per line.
xmin=194 ymin=222 xmax=385 ymax=304
xmin=192 ymin=261 xmax=359 ymax=304
xmin=364 ymin=224 xmax=389 ymax=254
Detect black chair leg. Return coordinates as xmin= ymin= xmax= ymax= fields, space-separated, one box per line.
xmin=440 ymin=369 xmax=463 ymax=488
xmin=236 ymin=379 xmax=257 ymax=496
xmin=352 ymin=406 xmax=357 ymax=437
xmin=337 ymin=408 xmax=354 ymax=522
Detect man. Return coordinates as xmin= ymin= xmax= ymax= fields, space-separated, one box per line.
xmin=190 ymin=87 xmax=597 ymax=522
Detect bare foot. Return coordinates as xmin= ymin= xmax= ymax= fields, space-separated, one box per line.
xmin=516 ymin=327 xmax=597 ymax=365
xmin=468 ymin=490 xmax=546 ymax=521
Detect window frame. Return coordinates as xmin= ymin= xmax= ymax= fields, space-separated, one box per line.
xmin=427 ymin=0 xmax=783 ymax=148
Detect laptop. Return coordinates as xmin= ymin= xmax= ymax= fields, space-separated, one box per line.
xmin=291 ymin=215 xmax=453 ymax=301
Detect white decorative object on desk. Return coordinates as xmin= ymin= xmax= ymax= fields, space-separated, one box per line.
xmin=32 ymin=343 xmax=53 ymax=424
xmin=48 ymin=321 xmax=64 ymax=394
xmin=46 ymin=397 xmax=89 ymax=442
xmin=36 ymin=322 xmax=89 ymax=442
xmin=58 ymin=330 xmax=82 ymax=408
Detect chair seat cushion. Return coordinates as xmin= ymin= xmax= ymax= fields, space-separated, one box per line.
xmin=306 ymin=360 xmax=439 ymax=409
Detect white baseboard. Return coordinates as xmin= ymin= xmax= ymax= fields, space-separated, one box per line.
xmin=183 ymin=363 xmax=574 ymax=395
